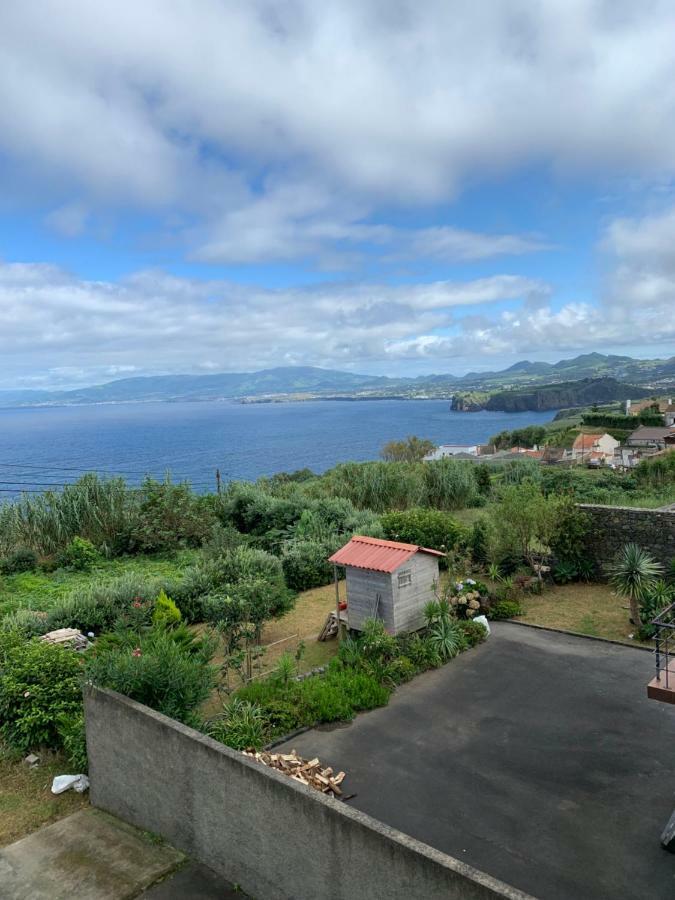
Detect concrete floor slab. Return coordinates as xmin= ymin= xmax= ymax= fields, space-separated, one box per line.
xmin=0 ymin=808 xmax=184 ymax=900
xmin=140 ymin=862 xmax=245 ymax=898
xmin=278 ymin=623 xmax=675 ymax=900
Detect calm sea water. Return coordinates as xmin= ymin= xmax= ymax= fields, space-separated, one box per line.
xmin=0 ymin=400 xmax=554 ymax=495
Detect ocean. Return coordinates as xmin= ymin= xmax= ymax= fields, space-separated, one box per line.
xmin=0 ymin=400 xmax=554 ymax=495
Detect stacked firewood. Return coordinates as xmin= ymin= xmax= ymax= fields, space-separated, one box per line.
xmin=244 ymin=749 xmax=346 ymax=797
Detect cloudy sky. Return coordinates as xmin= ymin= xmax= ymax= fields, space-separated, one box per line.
xmin=2 ymin=1 xmax=675 ymax=389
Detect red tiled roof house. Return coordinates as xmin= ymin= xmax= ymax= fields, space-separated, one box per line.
xmin=329 ymin=536 xmax=443 ymax=635
xmin=571 ymin=432 xmax=619 ymax=462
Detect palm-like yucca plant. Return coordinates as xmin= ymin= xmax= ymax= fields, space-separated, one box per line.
xmin=607 ymin=543 xmax=663 ymax=629
xmin=424 ymin=597 xmax=466 ymax=661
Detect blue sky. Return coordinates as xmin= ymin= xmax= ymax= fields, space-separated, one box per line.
xmin=1 ymin=1 xmax=675 ymax=390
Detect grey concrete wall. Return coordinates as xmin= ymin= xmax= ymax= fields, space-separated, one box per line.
xmin=84 ymin=686 xmax=531 ymax=900
xmin=578 ymin=504 xmax=675 ymax=572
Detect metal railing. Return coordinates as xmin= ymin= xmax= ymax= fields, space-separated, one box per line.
xmin=653 ymin=602 xmax=675 ymax=689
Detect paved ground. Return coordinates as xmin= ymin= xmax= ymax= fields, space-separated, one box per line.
xmin=141 ymin=862 xmax=244 ymax=898
xmin=0 ymin=808 xmax=184 ymax=900
xmin=0 ymin=808 xmax=244 ymax=900
xmin=279 ymin=623 xmax=675 ymax=900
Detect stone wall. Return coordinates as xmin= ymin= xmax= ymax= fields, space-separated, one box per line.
xmin=84 ymin=686 xmax=531 ymax=900
xmin=578 ymin=504 xmax=675 ymax=571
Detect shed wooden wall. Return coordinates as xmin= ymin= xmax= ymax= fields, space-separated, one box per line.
xmin=392 ymin=553 xmax=440 ymax=633
xmin=344 ymin=552 xmax=440 ymax=635
xmin=344 ymin=567 xmax=395 ymax=632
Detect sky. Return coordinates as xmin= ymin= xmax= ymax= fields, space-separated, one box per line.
xmin=1 ymin=1 xmax=675 ymax=390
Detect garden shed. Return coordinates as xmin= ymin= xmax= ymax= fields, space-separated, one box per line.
xmin=328 ymin=536 xmax=443 ymax=635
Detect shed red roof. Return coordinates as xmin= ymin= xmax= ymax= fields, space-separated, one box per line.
xmin=328 ymin=535 xmax=444 ymax=573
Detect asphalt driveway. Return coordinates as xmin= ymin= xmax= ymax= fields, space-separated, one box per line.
xmin=278 ymin=623 xmax=675 ymax=900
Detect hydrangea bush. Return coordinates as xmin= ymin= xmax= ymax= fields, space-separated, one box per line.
xmin=448 ymin=578 xmax=489 ymax=619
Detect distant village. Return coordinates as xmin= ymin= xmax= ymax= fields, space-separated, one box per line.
xmin=424 ymin=396 xmax=675 ymax=469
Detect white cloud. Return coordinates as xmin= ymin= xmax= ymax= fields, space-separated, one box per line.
xmin=0 ymin=262 xmax=546 ymax=387
xmin=2 ymin=2 xmax=675 ymax=262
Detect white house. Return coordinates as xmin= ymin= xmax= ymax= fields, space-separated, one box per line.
xmin=423 ymin=444 xmax=480 ymax=461
xmin=570 ymin=432 xmax=619 ymax=462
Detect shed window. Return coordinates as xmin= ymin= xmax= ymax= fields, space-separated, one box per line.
xmin=398 ymin=569 xmax=413 ymax=588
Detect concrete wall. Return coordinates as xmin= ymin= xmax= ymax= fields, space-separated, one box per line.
xmin=84 ymin=686 xmax=531 ymax=900
xmin=578 ymin=504 xmax=675 ymax=571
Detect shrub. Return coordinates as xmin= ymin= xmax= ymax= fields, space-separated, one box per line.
xmin=397 ymin=632 xmax=441 ymax=671
xmin=0 ymin=608 xmax=49 ymax=637
xmin=359 ymin=618 xmax=399 ymax=663
xmin=205 ymin=697 xmax=269 ymax=750
xmin=282 ymin=540 xmax=333 ymax=591
xmin=457 ymin=619 xmax=488 ymax=647
xmin=550 ymin=498 xmax=592 ymax=574
xmin=46 ymin=573 xmax=164 ymax=635
xmin=57 ymin=713 xmax=88 ymax=772
xmin=487 ymin=599 xmax=523 ymax=620
xmin=0 ymin=548 xmax=38 ymax=575
xmin=85 ymin=628 xmax=217 ymax=726
xmin=469 ymin=518 xmax=490 ymax=566
xmin=152 ymin=590 xmax=182 ymax=628
xmin=380 ymin=508 xmax=464 ymax=557
xmin=131 ymin=478 xmax=217 ymax=553
xmin=57 ymin=536 xmax=101 ymax=571
xmin=0 ymin=631 xmax=83 ymax=751
xmin=553 ymin=560 xmax=578 ymax=585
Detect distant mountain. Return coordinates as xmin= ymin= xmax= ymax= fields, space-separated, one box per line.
xmin=0 ymin=353 xmax=673 ymax=409
xmin=483 ymin=377 xmax=651 ymax=413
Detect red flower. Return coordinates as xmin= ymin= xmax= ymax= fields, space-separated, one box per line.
xmin=132 ymin=601 xmax=142 ymax=609
xmin=132 ymin=647 xmax=142 ymax=657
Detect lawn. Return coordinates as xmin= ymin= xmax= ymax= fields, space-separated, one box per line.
xmin=0 ymin=745 xmax=89 ymax=847
xmin=0 ymin=550 xmax=198 ymax=618
xmin=516 ymin=582 xmax=652 ymax=646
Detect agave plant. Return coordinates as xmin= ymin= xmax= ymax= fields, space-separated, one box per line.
xmin=607 ymin=543 xmax=663 ymax=628
xmin=427 ymin=617 xmax=466 ymax=661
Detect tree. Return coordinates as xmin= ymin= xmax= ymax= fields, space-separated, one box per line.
xmin=495 ymin=482 xmax=558 ymax=578
xmin=381 ymin=435 xmax=435 ymax=463
xmin=607 ymin=543 xmax=663 ymax=629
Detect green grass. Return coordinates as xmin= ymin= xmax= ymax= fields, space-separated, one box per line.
xmin=0 ymin=550 xmax=197 ymax=618
xmin=0 ymin=744 xmax=89 ymax=847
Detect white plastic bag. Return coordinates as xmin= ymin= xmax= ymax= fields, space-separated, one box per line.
xmin=473 ymin=614 xmax=490 ymax=635
xmin=51 ymin=774 xmax=90 ymax=794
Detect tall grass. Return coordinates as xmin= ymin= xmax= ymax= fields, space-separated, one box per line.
xmin=311 ymin=459 xmax=479 ymax=512
xmin=0 ymin=475 xmax=136 ymax=557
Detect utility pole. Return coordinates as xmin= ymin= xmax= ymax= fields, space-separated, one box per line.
xmin=215 ymin=468 xmax=221 ymax=494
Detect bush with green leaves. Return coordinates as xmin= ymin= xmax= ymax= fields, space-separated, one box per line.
xmin=57 ymin=536 xmax=101 ymax=571
xmin=57 ymin=712 xmax=88 ymax=772
xmin=549 ymin=497 xmax=593 ymax=578
xmin=0 ymin=608 xmax=49 ymax=637
xmin=205 ymin=697 xmax=269 ymax=750
xmin=637 ymin=580 xmax=674 ymax=641
xmin=281 ymin=540 xmax=333 ymax=591
xmin=0 ymin=631 xmax=83 ymax=752
xmin=45 ymin=573 xmax=165 ymax=635
xmin=0 ymin=547 xmax=38 ymax=575
xmin=423 ymin=599 xmax=467 ymax=660
xmin=131 ymin=478 xmax=217 ymax=553
xmin=380 ymin=508 xmax=465 ymax=557
xmin=85 ymin=627 xmax=217 ymax=727
xmin=457 ymin=619 xmax=488 ymax=648
xmin=487 ymin=599 xmax=523 ymax=620
xmin=152 ymin=590 xmax=182 ymax=628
